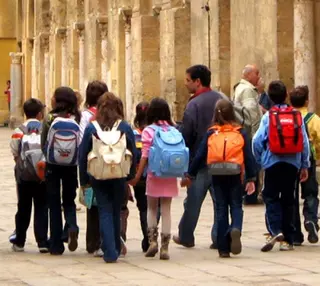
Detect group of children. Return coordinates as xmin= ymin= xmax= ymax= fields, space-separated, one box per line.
xmin=9 ymin=77 xmax=320 ymax=262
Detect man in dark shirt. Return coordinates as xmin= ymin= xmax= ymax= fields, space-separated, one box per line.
xmin=173 ymin=65 xmax=221 ymax=248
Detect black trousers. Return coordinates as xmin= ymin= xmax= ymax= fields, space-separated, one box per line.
xmin=14 ymin=180 xmax=48 ymax=248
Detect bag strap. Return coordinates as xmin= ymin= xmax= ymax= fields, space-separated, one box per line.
xmin=111 ymin=120 xmax=122 ymax=131
xmin=92 ymin=120 xmax=103 ymax=134
xmin=274 ymin=112 xmax=285 ymax=148
xmin=304 ymin=112 xmax=315 ymax=125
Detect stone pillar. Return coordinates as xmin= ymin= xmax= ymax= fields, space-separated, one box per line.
xmin=31 ymin=40 xmax=36 ymax=98
xmin=121 ymin=9 xmax=133 ymax=121
xmin=9 ymin=52 xmax=24 ymax=128
xmin=75 ymin=23 xmax=85 ymax=96
xmin=59 ymin=29 xmax=68 ymax=86
xmin=159 ymin=3 xmax=191 ymax=120
xmin=294 ymin=0 xmax=316 ymax=111
xmin=50 ymin=29 xmax=63 ymax=95
xmin=85 ymin=13 xmax=101 ymax=82
xmin=130 ymin=5 xmax=160 ymax=110
xmin=98 ymin=17 xmax=109 ymax=86
xmin=40 ymin=34 xmax=51 ymax=109
xmin=22 ymin=38 xmax=33 ymax=101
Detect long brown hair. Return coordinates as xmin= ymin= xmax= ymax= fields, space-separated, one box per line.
xmin=212 ymin=99 xmax=238 ymax=126
xmin=96 ymin=92 xmax=124 ymax=130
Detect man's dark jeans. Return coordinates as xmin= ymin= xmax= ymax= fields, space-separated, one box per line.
xmin=14 ymin=181 xmax=48 ymax=248
xmin=263 ymin=163 xmax=298 ymax=245
xmin=294 ymin=158 xmax=319 ymax=243
xmin=213 ymin=175 xmax=243 ymax=253
xmin=46 ymin=164 xmax=79 ymax=254
xmin=178 ymin=167 xmax=217 ymax=246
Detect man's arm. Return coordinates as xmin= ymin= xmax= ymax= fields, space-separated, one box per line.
xmin=179 ymin=103 xmax=197 ymax=149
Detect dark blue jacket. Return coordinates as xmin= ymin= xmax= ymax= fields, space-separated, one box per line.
xmin=179 ymin=90 xmax=222 ymax=162
xmin=188 ymin=127 xmax=256 ymax=181
xmin=79 ymin=120 xmax=137 ymax=186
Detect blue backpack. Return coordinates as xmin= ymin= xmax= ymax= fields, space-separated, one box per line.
xmin=148 ymin=124 xmax=189 ymax=178
xmin=45 ymin=116 xmax=80 ymax=166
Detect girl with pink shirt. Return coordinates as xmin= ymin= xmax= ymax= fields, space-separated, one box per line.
xmin=130 ymin=98 xmax=178 ymax=260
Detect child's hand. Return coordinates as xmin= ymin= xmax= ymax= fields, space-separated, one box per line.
xmin=181 ymin=177 xmax=192 ymax=188
xmin=245 ymin=181 xmax=255 ymax=195
xmin=128 ymin=177 xmax=139 ymax=187
xmin=300 ymin=168 xmax=308 ymax=182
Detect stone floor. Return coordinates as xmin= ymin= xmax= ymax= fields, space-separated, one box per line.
xmin=1 ymin=127 xmax=320 ymax=286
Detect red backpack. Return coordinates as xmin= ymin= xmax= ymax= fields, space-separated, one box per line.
xmin=268 ymin=106 xmax=303 ymax=154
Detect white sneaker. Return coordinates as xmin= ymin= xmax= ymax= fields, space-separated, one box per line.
xmin=93 ymin=249 xmax=104 ymax=257
xmin=12 ymin=244 xmax=24 ymax=252
xmin=120 ymin=237 xmax=127 ymax=257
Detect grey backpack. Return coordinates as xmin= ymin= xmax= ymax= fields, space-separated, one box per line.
xmin=17 ymin=123 xmax=45 ymax=182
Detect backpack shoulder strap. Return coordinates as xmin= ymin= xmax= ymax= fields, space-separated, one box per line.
xmin=92 ymin=120 xmax=103 ymax=133
xmin=304 ymin=112 xmax=315 ymax=125
xmin=18 ymin=124 xmax=28 ymax=134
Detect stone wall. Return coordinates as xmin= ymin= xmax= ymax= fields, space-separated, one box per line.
xmin=5 ymin=0 xmax=320 ymax=124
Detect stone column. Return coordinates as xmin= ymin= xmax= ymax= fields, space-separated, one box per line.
xmin=294 ymin=0 xmax=316 ymax=111
xmin=22 ymin=38 xmax=33 ymax=101
xmin=41 ymin=34 xmax=51 ymax=109
xmin=31 ymin=40 xmax=36 ymax=98
xmin=121 ymin=9 xmax=133 ymax=121
xmin=98 ymin=17 xmax=109 ymax=86
xmin=75 ymin=23 xmax=85 ymax=96
xmin=9 ymin=52 xmax=24 ymax=128
xmin=59 ymin=29 xmax=68 ymax=86
xmin=130 ymin=5 xmax=160 ymax=110
xmin=159 ymin=2 xmax=191 ymax=120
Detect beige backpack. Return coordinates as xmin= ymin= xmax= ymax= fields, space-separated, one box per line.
xmin=87 ymin=120 xmax=132 ymax=180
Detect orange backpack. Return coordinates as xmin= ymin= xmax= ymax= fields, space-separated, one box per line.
xmin=207 ymin=124 xmax=244 ymax=175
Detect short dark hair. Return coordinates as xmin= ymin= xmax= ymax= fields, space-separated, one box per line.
xmin=147 ymin=98 xmax=174 ymax=126
xmin=85 ymin=81 xmax=109 ymax=108
xmin=23 ymin=98 xmax=44 ymax=118
xmin=289 ymin=85 xmax=309 ymax=108
xmin=186 ymin=65 xmax=211 ymax=87
xmin=267 ymin=80 xmax=287 ymax=104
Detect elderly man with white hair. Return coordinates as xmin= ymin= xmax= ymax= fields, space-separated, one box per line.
xmin=234 ymin=64 xmax=263 ymax=137
xmin=234 ymin=64 xmax=263 ymax=205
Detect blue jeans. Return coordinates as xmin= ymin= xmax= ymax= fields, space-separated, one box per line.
xmin=46 ymin=164 xmax=79 ymax=254
xmin=178 ymin=167 xmax=217 ymax=245
xmin=213 ymin=175 xmax=243 ymax=253
xmin=93 ymin=178 xmax=126 ymax=263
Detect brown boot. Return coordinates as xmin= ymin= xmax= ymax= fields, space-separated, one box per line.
xmin=160 ymin=233 xmax=171 ymax=260
xmin=145 ymin=227 xmax=159 ymax=257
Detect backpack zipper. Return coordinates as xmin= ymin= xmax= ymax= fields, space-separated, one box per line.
xmin=223 ymin=137 xmax=227 ymax=160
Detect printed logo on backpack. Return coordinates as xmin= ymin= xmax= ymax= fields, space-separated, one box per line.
xmin=18 ymin=122 xmax=46 ymax=181
xmin=268 ymin=106 xmax=303 ymax=154
xmin=148 ymin=125 xmax=189 ymax=178
xmin=46 ymin=117 xmax=80 ymax=166
xmin=207 ymin=125 xmax=244 ymax=175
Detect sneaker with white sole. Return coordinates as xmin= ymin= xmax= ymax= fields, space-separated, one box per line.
xmin=120 ymin=237 xmax=127 ymax=257
xmin=12 ymin=244 xmax=24 ymax=252
xmin=93 ymin=249 xmax=104 ymax=257
xmin=280 ymin=241 xmax=294 ymax=251
xmin=261 ymin=233 xmax=284 ymax=252
xmin=38 ymin=247 xmax=49 ymax=254
xmin=305 ymin=221 xmax=319 ymax=244
xmin=9 ymin=231 xmax=16 ymax=243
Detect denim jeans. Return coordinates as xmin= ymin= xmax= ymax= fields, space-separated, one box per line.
xmin=263 ymin=163 xmax=298 ymax=245
xmin=14 ymin=181 xmax=48 ymax=248
xmin=178 ymin=167 xmax=217 ymax=245
xmin=213 ymin=175 xmax=243 ymax=253
xmin=93 ymin=178 xmax=126 ymax=263
xmin=293 ymin=158 xmax=319 ymax=243
xmin=46 ymin=164 xmax=79 ymax=254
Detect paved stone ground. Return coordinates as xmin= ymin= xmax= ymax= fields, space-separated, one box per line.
xmin=1 ymin=127 xmax=320 ymax=286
